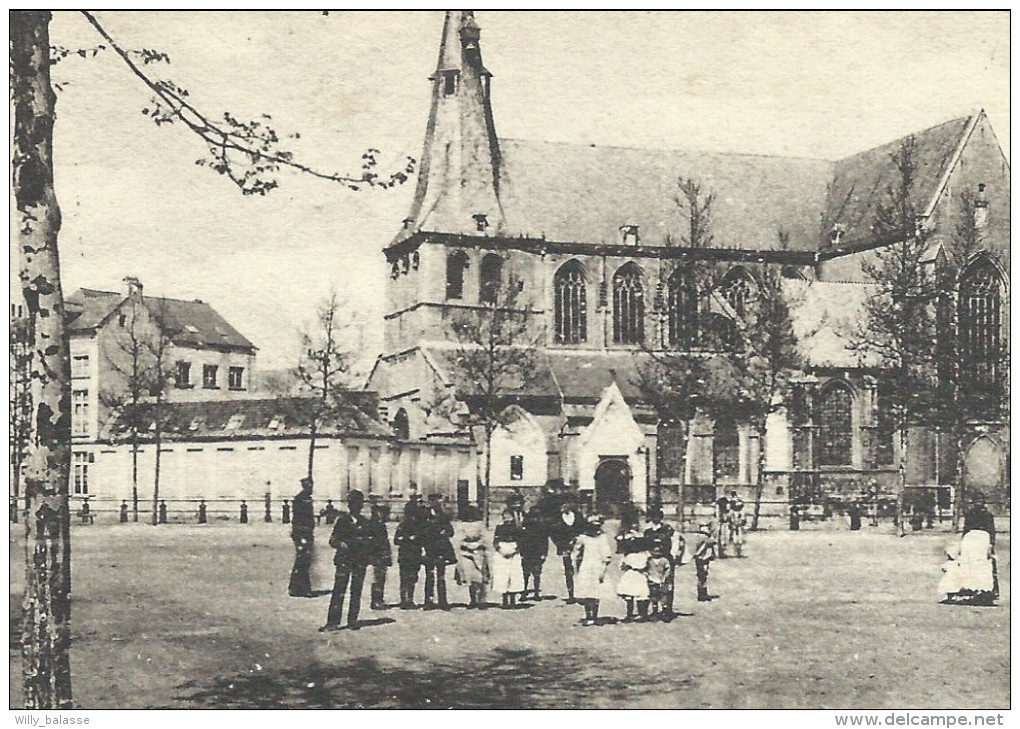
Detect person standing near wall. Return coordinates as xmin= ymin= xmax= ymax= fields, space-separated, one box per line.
xmin=367 ymin=499 xmax=393 ymax=610
xmin=549 ymin=501 xmax=583 ymax=603
xmin=288 ymin=477 xmax=316 ymax=598
xmin=421 ymin=494 xmax=456 ymax=610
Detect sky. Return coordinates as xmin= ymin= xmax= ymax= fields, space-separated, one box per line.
xmin=35 ymin=10 xmax=1010 ymax=370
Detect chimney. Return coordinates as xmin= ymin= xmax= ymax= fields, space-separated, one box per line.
xmin=123 ymin=276 xmax=143 ymax=300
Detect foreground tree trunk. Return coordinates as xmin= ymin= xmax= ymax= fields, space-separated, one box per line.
xmin=12 ymin=9 xmax=74 ymax=709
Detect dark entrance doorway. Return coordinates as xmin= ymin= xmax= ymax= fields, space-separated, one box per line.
xmin=594 ymin=458 xmax=631 ymax=517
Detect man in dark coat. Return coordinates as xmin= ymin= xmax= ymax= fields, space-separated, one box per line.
xmin=548 ymin=501 xmax=583 ymax=602
xmin=518 ymin=507 xmax=549 ymax=600
xmin=320 ymin=490 xmax=372 ymax=631
xmin=421 ymin=494 xmax=456 ymax=610
xmin=288 ymin=477 xmax=316 ymax=597
xmin=367 ymin=499 xmax=393 ymax=610
xmin=964 ymin=501 xmax=996 ymax=547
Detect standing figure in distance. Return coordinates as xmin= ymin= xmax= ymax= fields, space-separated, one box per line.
xmin=491 ymin=509 xmax=525 ymax=609
xmin=288 ymin=477 xmax=316 ymax=597
xmin=572 ymin=514 xmax=613 ymax=626
xmin=692 ymin=521 xmax=718 ymax=602
xmin=321 ymin=489 xmax=371 ymax=631
xmin=644 ymin=505 xmax=677 ymax=619
xmin=455 ymin=505 xmax=490 ymax=608
xmin=715 ymin=493 xmax=731 ymax=558
xmin=727 ymin=491 xmax=746 ymax=558
xmin=518 ymin=507 xmax=549 ymax=601
xmin=421 ymin=494 xmax=457 ymax=610
xmin=393 ymin=500 xmax=424 ymax=609
xmin=367 ymin=498 xmax=393 ymax=610
xmin=549 ymin=501 xmax=583 ymax=602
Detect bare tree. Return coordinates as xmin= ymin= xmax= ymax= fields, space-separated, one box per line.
xmin=296 ymin=289 xmax=359 ymax=484
xmin=143 ymin=298 xmax=177 ymax=526
xmin=725 ymin=252 xmax=803 ymax=530
xmin=445 ymin=283 xmax=540 ymax=524
xmin=12 ymin=10 xmax=74 ymax=709
xmin=849 ymin=137 xmax=942 ymax=528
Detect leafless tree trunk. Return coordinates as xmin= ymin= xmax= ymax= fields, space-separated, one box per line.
xmin=12 ymin=9 xmax=74 ymax=709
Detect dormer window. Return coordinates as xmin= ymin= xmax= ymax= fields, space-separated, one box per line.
xmin=225 ymin=413 xmax=245 ymax=430
xmin=829 ymin=223 xmax=846 ymax=247
xmin=441 ymin=71 xmax=459 ymax=97
xmin=268 ymin=415 xmax=283 ymax=431
xmin=620 ymin=225 xmax=640 ymax=246
xmin=473 ymin=213 xmax=489 ymax=232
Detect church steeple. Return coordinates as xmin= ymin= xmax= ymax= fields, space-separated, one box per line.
xmin=398 ymin=11 xmax=504 ymax=243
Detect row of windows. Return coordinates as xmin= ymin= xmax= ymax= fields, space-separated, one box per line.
xmin=446 ymin=251 xmax=504 ymax=304
xmin=176 ymin=362 xmax=245 ymax=390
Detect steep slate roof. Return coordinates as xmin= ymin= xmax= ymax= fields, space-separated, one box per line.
xmin=65 ymin=288 xmax=256 ymax=352
xmin=65 ymin=289 xmax=121 ymax=331
xmin=494 ymin=139 xmax=833 ymax=252
xmin=783 ymin=279 xmax=881 ymax=369
xmin=99 ymin=395 xmax=391 ymax=443
xmin=823 ymin=115 xmax=974 ymax=248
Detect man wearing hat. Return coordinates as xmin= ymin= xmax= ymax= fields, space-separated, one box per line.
xmin=288 ymin=477 xmax=316 ymax=597
xmin=691 ymin=521 xmax=718 ymax=602
xmin=321 ymin=489 xmax=372 ymax=631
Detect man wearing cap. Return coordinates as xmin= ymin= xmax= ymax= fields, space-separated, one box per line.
xmin=321 ymin=490 xmax=372 ymax=631
xmin=644 ymin=505 xmax=678 ymax=618
xmin=692 ymin=521 xmax=718 ymax=602
xmin=288 ymin=477 xmax=316 ymax=597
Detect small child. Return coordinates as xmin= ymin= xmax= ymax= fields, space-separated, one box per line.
xmin=617 ymin=535 xmax=651 ymax=621
xmin=645 ymin=542 xmax=672 ymax=619
xmin=455 ymin=507 xmax=489 ymax=609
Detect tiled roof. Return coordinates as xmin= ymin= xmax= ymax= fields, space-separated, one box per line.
xmin=783 ymin=279 xmax=880 ymax=369
xmin=99 ymin=395 xmax=391 ymax=443
xmin=493 ymin=139 xmax=833 ymax=251
xmin=66 ymin=289 xmax=256 ymax=352
xmin=823 ymin=116 xmax=973 ymax=248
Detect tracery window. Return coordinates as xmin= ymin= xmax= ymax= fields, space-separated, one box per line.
xmin=719 ymin=267 xmax=757 ymax=318
xmin=554 ymin=260 xmax=587 ymax=344
xmin=818 ymin=383 xmax=853 ymax=467
xmin=666 ymin=266 xmax=698 ymax=348
xmin=612 ymin=263 xmax=644 ymax=344
xmin=959 ymin=258 xmax=1003 ymax=411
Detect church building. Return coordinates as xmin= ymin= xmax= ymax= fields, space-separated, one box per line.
xmin=366 ymin=12 xmax=1010 ymax=519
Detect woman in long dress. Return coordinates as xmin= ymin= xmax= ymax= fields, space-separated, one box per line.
xmin=939 ymin=529 xmax=997 ymax=606
xmin=491 ymin=509 xmax=525 ymax=608
xmin=572 ymin=515 xmax=613 ymax=626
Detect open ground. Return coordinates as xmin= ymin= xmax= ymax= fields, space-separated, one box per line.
xmin=8 ymin=521 xmax=1009 ymax=709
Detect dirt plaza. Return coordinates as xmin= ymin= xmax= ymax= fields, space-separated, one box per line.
xmin=8 ymin=521 xmax=1009 ymax=709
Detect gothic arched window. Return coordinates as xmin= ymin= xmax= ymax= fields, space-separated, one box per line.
xmin=479 ymin=253 xmax=503 ymax=305
xmin=612 ymin=263 xmax=644 ymax=344
xmin=446 ymin=250 xmax=468 ymax=300
xmin=666 ymin=266 xmax=698 ymax=348
xmin=817 ymin=383 xmax=853 ymax=467
xmin=719 ymin=267 xmax=757 ymax=318
xmin=392 ymin=408 xmax=410 ymax=441
xmin=959 ymin=258 xmax=1003 ymax=409
xmin=554 ymin=260 xmax=587 ymax=344
xmin=713 ymin=417 xmax=740 ymax=483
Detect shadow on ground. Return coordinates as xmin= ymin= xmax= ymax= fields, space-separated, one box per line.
xmin=163 ymin=646 xmax=664 ymax=709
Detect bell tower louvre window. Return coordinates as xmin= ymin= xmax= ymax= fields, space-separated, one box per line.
xmin=612 ymin=263 xmax=644 ymax=344
xmin=480 ymin=253 xmax=503 ymax=305
xmin=554 ymin=260 xmax=587 ymax=344
xmin=446 ymin=250 xmax=468 ymax=300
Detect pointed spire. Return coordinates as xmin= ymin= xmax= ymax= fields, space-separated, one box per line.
xmin=397 ymin=11 xmax=504 ymax=244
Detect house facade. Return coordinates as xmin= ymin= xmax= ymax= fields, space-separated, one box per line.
xmin=366 ymin=12 xmax=1010 ymax=518
xmin=64 ymin=277 xmax=258 ymax=499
